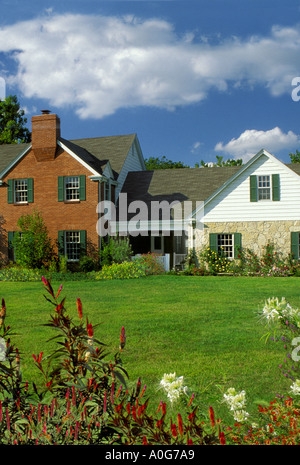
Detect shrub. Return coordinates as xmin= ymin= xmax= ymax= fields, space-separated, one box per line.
xmin=100 ymin=236 xmax=133 ymax=266
xmin=13 ymin=210 xmax=54 ymax=269
xmin=133 ymin=253 xmax=165 ymax=275
xmin=200 ymin=247 xmax=232 ymax=274
xmin=95 ymin=261 xmax=146 ymax=280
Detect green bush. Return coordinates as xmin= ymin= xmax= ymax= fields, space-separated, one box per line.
xmin=13 ymin=210 xmax=54 ymax=269
xmin=95 ymin=261 xmax=146 ymax=280
xmin=100 ymin=236 xmax=133 ymax=266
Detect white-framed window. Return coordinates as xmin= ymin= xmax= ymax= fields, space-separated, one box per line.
xmin=65 ymin=231 xmax=81 ymax=261
xmin=257 ymin=175 xmax=271 ymax=200
xmin=217 ymin=234 xmax=234 ymax=258
xmin=64 ymin=176 xmax=80 ymax=201
xmin=14 ymin=179 xmax=28 ymax=203
xmin=104 ymin=181 xmax=110 ymax=201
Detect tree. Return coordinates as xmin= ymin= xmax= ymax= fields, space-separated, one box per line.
xmin=0 ymin=95 xmax=31 ymax=144
xmin=289 ymin=150 xmax=300 ymax=163
xmin=145 ymin=155 xmax=189 ymax=170
xmin=199 ymin=155 xmax=243 ymax=167
xmin=13 ymin=210 xmax=54 ymax=269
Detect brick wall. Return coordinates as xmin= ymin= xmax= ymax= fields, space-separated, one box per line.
xmin=0 ymin=145 xmax=101 ymax=262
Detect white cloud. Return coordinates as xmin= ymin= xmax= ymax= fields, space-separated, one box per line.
xmin=1 ymin=13 xmax=300 ymax=118
xmin=215 ymin=127 xmax=300 ymax=161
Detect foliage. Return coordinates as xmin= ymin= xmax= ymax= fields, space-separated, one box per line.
xmin=199 ymin=247 xmax=232 ymax=274
xmin=289 ymin=149 xmax=300 ymax=164
xmin=132 ymin=253 xmax=165 ymax=275
xmin=0 ymin=279 xmax=128 ymax=444
xmin=95 ymin=261 xmax=146 ymax=280
xmin=235 ymin=242 xmax=291 ymax=277
xmin=100 ymin=236 xmax=133 ymax=266
xmin=79 ymin=255 xmax=99 ymax=273
xmin=0 ymin=95 xmax=31 ymax=144
xmin=13 ymin=210 xmax=55 ymax=269
xmin=199 ymin=155 xmax=243 ymax=168
xmin=144 ymin=155 xmax=189 ymax=170
xmin=2 ymin=280 xmax=300 ymax=444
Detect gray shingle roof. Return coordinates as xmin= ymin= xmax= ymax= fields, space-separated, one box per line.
xmin=0 ymin=143 xmax=30 ymax=175
xmin=0 ymin=134 xmax=137 ymax=179
xmin=69 ymin=134 xmax=137 ymax=176
xmin=121 ymin=166 xmax=242 ymax=206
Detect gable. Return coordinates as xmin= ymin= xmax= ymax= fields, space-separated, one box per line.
xmin=201 ymin=152 xmax=300 ymax=222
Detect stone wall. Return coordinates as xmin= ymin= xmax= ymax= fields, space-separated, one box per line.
xmin=193 ymin=220 xmax=300 ymax=257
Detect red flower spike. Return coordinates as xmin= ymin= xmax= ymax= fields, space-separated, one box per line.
xmin=87 ymin=323 xmax=93 ymax=338
xmin=77 ymin=298 xmax=83 ymax=319
xmin=177 ymin=413 xmax=184 ymax=436
xmin=171 ymin=422 xmax=178 ymax=438
xmin=219 ymin=431 xmax=226 ymax=445
xmin=209 ymin=406 xmax=215 ymax=428
xmin=157 ymin=400 xmax=163 ymax=413
xmin=120 ymin=326 xmax=126 ymax=350
xmin=143 ymin=436 xmax=148 ymax=445
xmin=41 ymin=276 xmax=48 ymax=286
xmin=56 ymin=284 xmax=63 ymax=299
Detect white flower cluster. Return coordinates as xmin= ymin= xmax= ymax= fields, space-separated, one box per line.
xmin=290 ymin=379 xmax=300 ymax=396
xmin=160 ymin=372 xmax=188 ymax=404
xmin=261 ymin=297 xmax=292 ymax=322
xmin=223 ymin=387 xmax=249 ymax=423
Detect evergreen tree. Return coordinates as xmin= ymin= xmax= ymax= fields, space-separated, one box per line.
xmin=0 ymin=95 xmax=31 ymax=144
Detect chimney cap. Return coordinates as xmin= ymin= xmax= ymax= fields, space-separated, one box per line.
xmin=41 ymin=109 xmax=51 ymax=114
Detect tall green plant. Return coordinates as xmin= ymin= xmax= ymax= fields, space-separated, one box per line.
xmin=13 ymin=210 xmax=54 ymax=269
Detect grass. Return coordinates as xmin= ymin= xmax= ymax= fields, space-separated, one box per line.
xmin=1 ymin=274 xmax=299 ymax=422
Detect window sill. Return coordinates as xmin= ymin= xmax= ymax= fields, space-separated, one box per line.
xmin=63 ymin=200 xmax=81 ymax=204
xmin=12 ymin=202 xmax=29 ymax=206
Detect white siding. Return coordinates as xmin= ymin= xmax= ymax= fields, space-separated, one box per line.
xmin=115 ymin=139 xmax=145 ymax=200
xmin=203 ymin=154 xmax=300 ymax=222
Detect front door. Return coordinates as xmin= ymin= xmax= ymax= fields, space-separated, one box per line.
xmin=151 ymin=235 xmax=164 ymax=254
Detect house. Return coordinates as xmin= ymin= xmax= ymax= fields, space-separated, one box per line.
xmin=0 ymin=110 xmax=300 ymax=268
xmin=0 ymin=110 xmax=145 ymax=264
xmin=118 ymin=149 xmax=300 ymax=265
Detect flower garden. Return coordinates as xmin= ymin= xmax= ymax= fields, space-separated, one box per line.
xmin=1 ymin=274 xmax=300 ymax=445
xmin=1 ymin=219 xmax=300 ymax=445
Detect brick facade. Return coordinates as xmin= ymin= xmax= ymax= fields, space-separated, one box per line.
xmin=0 ymin=113 xmax=110 ymax=263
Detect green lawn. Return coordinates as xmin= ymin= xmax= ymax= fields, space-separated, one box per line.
xmin=1 ymin=275 xmax=298 ymax=421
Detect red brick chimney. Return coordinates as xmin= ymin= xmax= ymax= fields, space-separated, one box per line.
xmin=31 ymin=110 xmax=61 ymax=162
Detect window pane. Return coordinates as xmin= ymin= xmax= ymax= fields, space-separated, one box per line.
xmin=14 ymin=179 xmax=28 ymax=203
xmin=65 ymin=231 xmax=80 ymax=261
xmin=218 ymin=234 xmax=233 ymax=258
xmin=65 ymin=176 xmax=80 ymax=200
xmin=258 ymin=175 xmax=270 ymax=200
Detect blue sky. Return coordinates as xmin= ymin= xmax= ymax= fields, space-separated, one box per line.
xmin=1 ymin=0 xmax=300 ymax=166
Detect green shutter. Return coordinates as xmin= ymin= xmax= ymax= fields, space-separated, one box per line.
xmin=209 ymin=233 xmax=218 ymax=253
xmin=79 ymin=230 xmax=86 ymax=256
xmin=7 ymin=179 xmax=13 ymax=204
xmin=234 ymin=233 xmax=242 ymax=258
xmin=79 ymin=175 xmax=86 ymax=201
xmin=58 ymin=176 xmax=64 ymax=202
xmin=27 ymin=178 xmax=33 ymax=203
xmin=250 ymin=175 xmax=257 ymax=202
xmin=291 ymin=232 xmax=299 ymax=259
xmin=272 ymin=174 xmax=280 ymax=201
xmin=58 ymin=231 xmax=65 ymax=256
